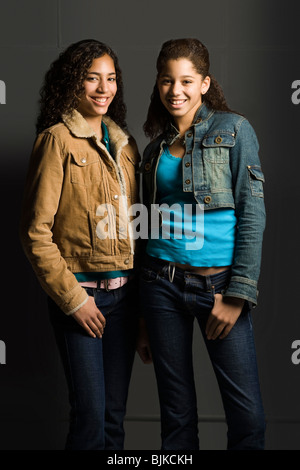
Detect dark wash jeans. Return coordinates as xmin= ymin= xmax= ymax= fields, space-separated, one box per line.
xmin=48 ymin=279 xmax=138 ymax=450
xmin=139 ymin=255 xmax=265 ymax=450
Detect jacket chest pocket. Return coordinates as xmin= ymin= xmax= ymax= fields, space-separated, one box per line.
xmin=70 ymin=153 xmax=101 ymax=186
xmin=202 ymin=133 xmax=235 ymax=191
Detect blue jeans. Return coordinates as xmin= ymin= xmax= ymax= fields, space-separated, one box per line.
xmin=48 ymin=279 xmax=138 ymax=450
xmin=139 ymin=255 xmax=265 ymax=450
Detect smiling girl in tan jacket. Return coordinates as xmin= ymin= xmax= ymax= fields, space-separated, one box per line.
xmin=20 ymin=39 xmax=140 ymax=450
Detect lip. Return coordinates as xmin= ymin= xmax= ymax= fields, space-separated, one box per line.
xmin=90 ymin=96 xmax=110 ymax=106
xmin=167 ymin=98 xmax=187 ymax=108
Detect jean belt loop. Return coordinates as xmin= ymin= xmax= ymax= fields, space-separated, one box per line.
xmin=205 ymin=275 xmax=212 ymax=292
xmin=96 ymin=280 xmax=101 ymax=292
xmin=168 ymin=262 xmax=175 ymax=283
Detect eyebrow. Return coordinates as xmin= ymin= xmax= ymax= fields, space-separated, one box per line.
xmin=160 ymin=74 xmax=195 ymax=79
xmin=88 ymin=72 xmax=116 ymax=76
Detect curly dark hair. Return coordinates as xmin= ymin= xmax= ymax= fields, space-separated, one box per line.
xmin=143 ymin=38 xmax=233 ymax=139
xmin=36 ymin=39 xmax=127 ymax=134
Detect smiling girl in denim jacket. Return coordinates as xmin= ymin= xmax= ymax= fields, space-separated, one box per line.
xmin=139 ymin=38 xmax=266 ymax=450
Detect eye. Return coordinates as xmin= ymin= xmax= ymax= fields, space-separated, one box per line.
xmin=161 ymin=79 xmax=172 ymax=85
xmin=108 ymin=77 xmax=116 ymax=82
xmin=183 ymin=80 xmax=192 ymax=85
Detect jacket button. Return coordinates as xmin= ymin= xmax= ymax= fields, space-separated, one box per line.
xmin=187 ymin=132 xmax=192 ymax=138
xmin=113 ymin=194 xmax=119 ymax=199
xmin=145 ymin=162 xmax=151 ymax=171
xmin=81 ymin=158 xmax=87 ymax=163
xmin=185 ymin=179 xmax=191 ymax=184
xmin=195 ymin=118 xmax=202 ymax=123
xmin=215 ymin=136 xmax=222 ymax=144
xmin=204 ymin=196 xmax=212 ymax=204
xmin=124 ymin=259 xmax=129 ymax=265
xmin=185 ymin=162 xmax=191 ymax=167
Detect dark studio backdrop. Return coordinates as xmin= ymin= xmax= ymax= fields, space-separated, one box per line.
xmin=0 ymin=0 xmax=299 ymax=451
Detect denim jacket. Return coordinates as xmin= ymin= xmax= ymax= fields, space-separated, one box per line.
xmin=140 ymin=103 xmax=266 ymax=306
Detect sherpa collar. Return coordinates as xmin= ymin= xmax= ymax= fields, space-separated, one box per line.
xmin=62 ymin=110 xmax=129 ymax=161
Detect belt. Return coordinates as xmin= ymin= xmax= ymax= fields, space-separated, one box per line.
xmin=144 ymin=255 xmax=230 ymax=289
xmin=79 ymin=276 xmax=129 ymax=291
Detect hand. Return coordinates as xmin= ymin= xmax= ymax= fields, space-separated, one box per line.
xmin=136 ymin=318 xmax=153 ymax=364
xmin=205 ymin=294 xmax=245 ymax=340
xmin=72 ymin=296 xmax=106 ymax=338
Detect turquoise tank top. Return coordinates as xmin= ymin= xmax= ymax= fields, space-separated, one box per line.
xmin=146 ymin=145 xmax=237 ymax=266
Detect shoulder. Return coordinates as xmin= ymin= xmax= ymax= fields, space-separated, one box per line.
xmin=143 ymin=134 xmax=164 ymax=160
xmin=210 ymin=110 xmax=257 ymax=139
xmin=34 ymin=122 xmax=76 ymax=158
xmin=212 ymin=110 xmax=247 ymax=128
xmin=124 ymin=135 xmax=141 ymax=164
xmin=41 ymin=121 xmax=70 ymax=139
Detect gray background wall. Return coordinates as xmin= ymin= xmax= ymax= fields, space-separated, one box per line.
xmin=0 ymin=0 xmax=299 ymax=450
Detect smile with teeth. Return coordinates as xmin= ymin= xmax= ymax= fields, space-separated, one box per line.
xmin=91 ymin=97 xmax=109 ymax=104
xmin=168 ymin=99 xmax=187 ymax=105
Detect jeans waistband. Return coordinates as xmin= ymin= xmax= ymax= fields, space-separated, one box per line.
xmin=79 ymin=277 xmax=129 ymax=291
xmin=143 ymin=254 xmax=231 ymax=291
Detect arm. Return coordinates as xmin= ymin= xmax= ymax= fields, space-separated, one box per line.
xmin=20 ymin=131 xmax=105 ymax=335
xmin=206 ymin=119 xmax=266 ymax=340
xmin=224 ymin=118 xmax=266 ymax=306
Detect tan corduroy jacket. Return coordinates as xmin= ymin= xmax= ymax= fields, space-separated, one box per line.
xmin=20 ymin=110 xmax=140 ymax=314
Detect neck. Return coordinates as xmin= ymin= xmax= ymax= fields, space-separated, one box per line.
xmin=173 ymin=110 xmax=196 ymax=136
xmin=173 ymin=116 xmax=193 ymax=137
xmin=173 ymin=102 xmax=204 ymax=136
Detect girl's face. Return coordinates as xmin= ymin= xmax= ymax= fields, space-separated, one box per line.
xmin=157 ymin=58 xmax=210 ymax=127
xmin=77 ymin=54 xmax=117 ymax=120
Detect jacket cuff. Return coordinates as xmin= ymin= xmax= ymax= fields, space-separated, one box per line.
xmin=223 ymin=275 xmax=259 ymax=307
xmin=57 ymin=284 xmax=89 ymax=315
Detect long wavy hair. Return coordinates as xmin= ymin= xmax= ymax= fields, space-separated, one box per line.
xmin=36 ymin=39 xmax=127 ymax=134
xmin=143 ymin=38 xmax=233 ymax=139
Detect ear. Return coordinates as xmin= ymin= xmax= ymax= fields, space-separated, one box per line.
xmin=201 ymin=75 xmax=211 ymax=95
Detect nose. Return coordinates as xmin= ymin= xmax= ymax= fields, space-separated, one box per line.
xmin=97 ymin=79 xmax=108 ymax=93
xmin=170 ymin=81 xmax=181 ymax=96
